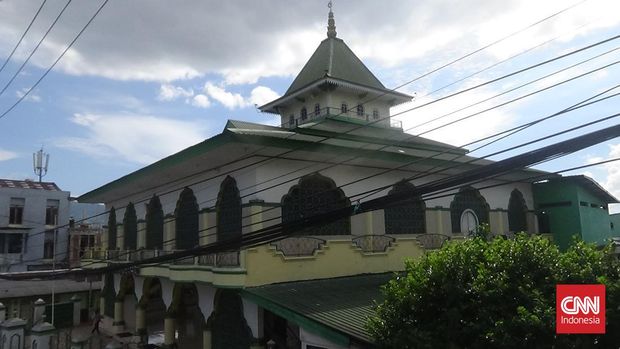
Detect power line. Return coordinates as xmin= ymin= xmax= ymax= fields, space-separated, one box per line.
xmin=4 ymin=125 xmax=620 ymax=280
xmin=0 ymin=0 xmax=110 ymax=120
xmin=0 ymin=0 xmax=72 ymax=98
xmin=0 ymin=0 xmax=48 ymax=75
xmin=6 ymin=17 xmax=615 ymax=262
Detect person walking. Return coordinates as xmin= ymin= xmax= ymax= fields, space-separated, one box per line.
xmin=91 ymin=309 xmax=102 ymax=334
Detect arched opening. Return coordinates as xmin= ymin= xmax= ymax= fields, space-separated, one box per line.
xmin=139 ymin=277 xmax=166 ymax=346
xmin=508 ymin=189 xmax=528 ymax=233
xmin=216 ymin=176 xmax=242 ymax=243
xmin=281 ymin=173 xmax=351 ymax=235
xmin=146 ymin=195 xmax=164 ymax=249
xmin=450 ymin=186 xmax=490 ymax=233
xmin=170 ymin=283 xmax=205 ymax=349
xmin=384 ymin=180 xmax=426 ymax=234
xmin=175 ymin=188 xmax=199 ymax=250
xmin=108 ymin=207 xmax=117 ymax=250
xmin=210 ymin=289 xmax=252 ymax=349
xmin=123 ymin=202 xmax=137 ymax=250
xmin=460 ymin=209 xmax=479 ymax=234
xmin=102 ymin=273 xmax=116 ymax=317
xmin=118 ymin=273 xmax=137 ymax=332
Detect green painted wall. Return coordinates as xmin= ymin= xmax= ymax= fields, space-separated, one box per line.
xmin=534 ymin=180 xmax=614 ymax=250
xmin=533 ymin=181 xmax=581 ymax=250
xmin=576 ymin=186 xmax=612 ymax=245
xmin=609 ymin=213 xmax=620 ymax=237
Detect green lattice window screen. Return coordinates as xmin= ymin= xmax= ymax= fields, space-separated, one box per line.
xmin=216 ymin=176 xmax=242 ymax=242
xmin=385 ymin=180 xmax=426 ymax=234
xmin=123 ymin=202 xmax=137 ymax=250
xmin=175 ymin=188 xmax=199 ymax=250
xmin=282 ymin=173 xmax=351 ymax=235
xmin=508 ymin=189 xmax=528 ymax=232
xmin=146 ymin=195 xmax=164 ymax=249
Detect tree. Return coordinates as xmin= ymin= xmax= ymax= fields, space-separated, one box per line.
xmin=368 ymin=234 xmax=620 ymax=348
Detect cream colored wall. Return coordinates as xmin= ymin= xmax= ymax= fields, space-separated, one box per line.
xmin=489 ymin=210 xmax=509 ymax=235
xmin=244 ymin=238 xmax=424 ymax=287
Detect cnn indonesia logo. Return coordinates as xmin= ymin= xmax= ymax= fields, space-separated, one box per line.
xmin=556 ymin=284 xmax=605 ymax=334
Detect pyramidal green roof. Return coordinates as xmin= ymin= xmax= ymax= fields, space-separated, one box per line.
xmin=285 ymin=37 xmax=386 ymax=94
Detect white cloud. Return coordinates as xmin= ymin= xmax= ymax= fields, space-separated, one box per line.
xmin=157 ymin=84 xmax=194 ymax=101
xmin=204 ymin=82 xmax=249 ymax=110
xmin=583 ymin=144 xmax=620 ymax=213
xmin=2 ymin=1 xmax=616 ymax=85
xmin=0 ymin=149 xmax=18 ymax=161
xmin=54 ymin=113 xmax=207 ymax=164
xmin=191 ymin=94 xmax=211 ymax=108
xmin=15 ymin=88 xmax=41 ymax=102
xmin=250 ymin=86 xmax=280 ymax=106
xmin=391 ymin=86 xmax=518 ymax=147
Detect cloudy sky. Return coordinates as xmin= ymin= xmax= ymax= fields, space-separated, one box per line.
xmin=1 ymin=0 xmax=620 ymax=210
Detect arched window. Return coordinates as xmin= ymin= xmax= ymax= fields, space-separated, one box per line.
xmin=341 ymin=103 xmax=348 ymax=114
xmin=146 ymin=195 xmax=164 ymax=249
xmin=450 ymin=186 xmax=490 ymax=233
xmin=300 ymin=107 xmax=308 ymax=120
xmin=460 ymin=209 xmax=478 ymax=234
xmin=216 ymin=176 xmax=242 ymax=242
xmin=175 ymin=187 xmax=199 ymax=250
xmin=103 ymin=273 xmax=115 ymax=317
xmin=123 ymin=202 xmax=137 ymax=250
xmin=282 ymin=173 xmax=351 ymax=235
xmin=384 ymin=180 xmax=426 ymax=234
xmin=357 ymin=104 xmax=364 ymax=116
xmin=107 ymin=207 xmax=117 ymax=250
xmin=508 ymin=189 xmax=528 ymax=233
xmin=314 ymin=103 xmax=321 ymax=116
xmin=373 ymin=109 xmax=379 ymax=120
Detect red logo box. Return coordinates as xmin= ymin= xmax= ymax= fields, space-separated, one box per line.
xmin=556 ymin=284 xmax=605 ymax=334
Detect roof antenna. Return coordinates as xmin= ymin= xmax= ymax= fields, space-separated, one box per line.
xmin=327 ymin=1 xmax=337 ymax=38
xmin=33 ymin=146 xmax=49 ymax=183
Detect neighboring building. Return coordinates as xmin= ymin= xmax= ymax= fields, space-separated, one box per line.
xmin=0 ymin=179 xmax=70 ymax=272
xmin=610 ymin=212 xmax=620 ymax=236
xmin=68 ymin=221 xmax=103 ymax=268
xmin=76 ymin=8 xmax=617 ymax=349
xmin=533 ymin=175 xmax=619 ymax=250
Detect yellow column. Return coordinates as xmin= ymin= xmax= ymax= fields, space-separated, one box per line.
xmin=113 ymin=300 xmax=125 ymax=333
xmin=164 ymin=316 xmax=176 ymax=348
xmin=203 ymin=328 xmax=212 ymax=349
xmin=136 ymin=306 xmax=146 ymax=340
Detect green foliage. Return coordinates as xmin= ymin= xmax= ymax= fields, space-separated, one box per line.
xmin=368 ymin=234 xmax=620 ymax=349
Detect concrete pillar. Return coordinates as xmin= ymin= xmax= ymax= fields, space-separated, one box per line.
xmin=1 ymin=317 xmax=27 ymax=349
xmin=99 ymin=297 xmax=105 ymax=316
xmin=71 ymin=295 xmax=81 ymax=326
xmin=0 ymin=302 xmax=5 ymax=322
xmin=30 ymin=321 xmax=55 ymax=349
xmin=136 ymin=306 xmax=147 ymax=344
xmin=163 ymin=316 xmax=176 ymax=348
xmin=202 ymin=328 xmax=212 ymax=349
xmin=164 ymin=215 xmax=175 ymax=251
xmin=33 ymin=299 xmax=46 ymax=324
xmin=117 ymin=224 xmax=124 ymax=251
xmin=113 ymin=300 xmax=125 ymax=333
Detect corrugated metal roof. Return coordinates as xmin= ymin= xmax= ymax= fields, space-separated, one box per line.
xmin=0 ymin=179 xmax=61 ymax=191
xmin=243 ymin=273 xmax=394 ymax=344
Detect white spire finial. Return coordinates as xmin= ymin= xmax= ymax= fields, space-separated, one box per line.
xmin=327 ymin=1 xmax=337 ymax=38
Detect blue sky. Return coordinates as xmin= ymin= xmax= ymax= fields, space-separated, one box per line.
xmin=1 ymin=0 xmax=620 ymax=210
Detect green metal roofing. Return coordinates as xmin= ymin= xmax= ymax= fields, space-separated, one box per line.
xmin=286 ymin=37 xmax=386 ymax=95
xmin=242 ymin=273 xmax=394 ymax=345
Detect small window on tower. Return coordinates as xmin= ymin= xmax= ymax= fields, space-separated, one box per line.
xmin=300 ymin=107 xmax=307 ymax=120
xmin=314 ymin=103 xmax=321 ymax=116
xmin=341 ymin=103 xmax=348 ymax=114
xmin=373 ymin=109 xmax=379 ymax=120
xmin=357 ymin=104 xmax=364 ymax=116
